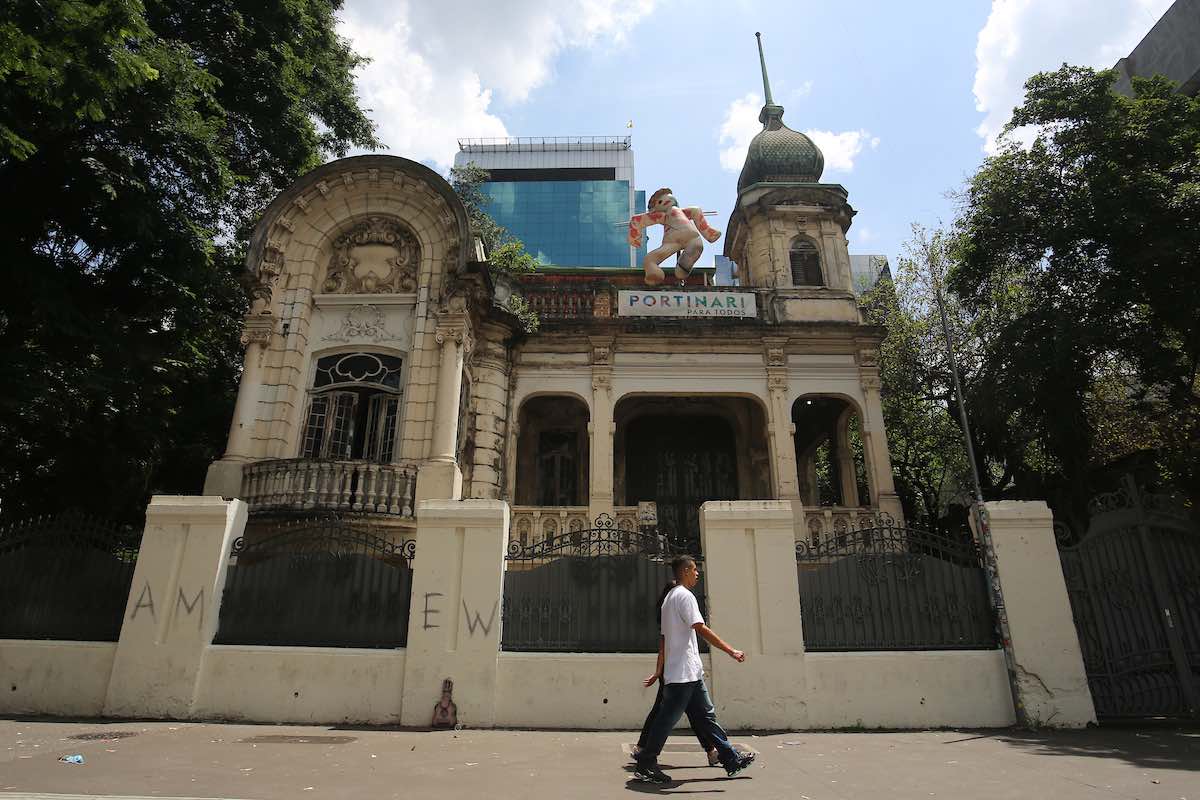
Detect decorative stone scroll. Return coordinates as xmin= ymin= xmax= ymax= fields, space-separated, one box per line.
xmin=322 ymin=304 xmax=400 ymax=344
xmin=323 ymin=216 xmax=420 ymax=294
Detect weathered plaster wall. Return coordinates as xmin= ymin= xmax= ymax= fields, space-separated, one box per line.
xmin=0 ymin=641 xmax=116 ymax=717
xmin=194 ymin=646 xmax=406 ymax=725
xmin=494 ymin=653 xmax=711 ymax=729
xmin=806 ymin=651 xmax=1015 ymax=728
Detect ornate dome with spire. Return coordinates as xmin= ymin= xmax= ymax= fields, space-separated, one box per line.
xmin=736 ymin=33 xmax=824 ymax=192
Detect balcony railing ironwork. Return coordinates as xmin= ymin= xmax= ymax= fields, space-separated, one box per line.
xmin=242 ymin=459 xmax=417 ymax=517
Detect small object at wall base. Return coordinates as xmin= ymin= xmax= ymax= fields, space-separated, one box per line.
xmin=432 ymin=678 xmax=458 ymax=729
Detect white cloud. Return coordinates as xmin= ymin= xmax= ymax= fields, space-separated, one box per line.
xmin=718 ymin=94 xmax=877 ymax=174
xmin=340 ymin=0 xmax=658 ymax=168
xmin=854 ymin=225 xmax=876 ymax=244
xmin=718 ymin=92 xmax=764 ymax=172
xmin=790 ymin=80 xmax=814 ymax=100
xmin=806 ymin=129 xmax=878 ymax=173
xmin=973 ymin=0 xmax=1174 ymax=153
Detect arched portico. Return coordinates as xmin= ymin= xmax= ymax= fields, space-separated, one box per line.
xmin=613 ymin=394 xmax=771 ymax=549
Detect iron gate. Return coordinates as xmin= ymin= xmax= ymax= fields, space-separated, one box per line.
xmin=214 ymin=516 xmax=415 ymax=648
xmin=794 ymin=515 xmax=997 ymax=651
xmin=501 ymin=515 xmax=707 ymax=652
xmin=1056 ymin=481 xmax=1200 ymax=719
xmin=0 ymin=512 xmax=142 ymax=641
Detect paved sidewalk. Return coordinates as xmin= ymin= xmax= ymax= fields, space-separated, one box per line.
xmin=2 ymin=718 xmax=1198 ymax=800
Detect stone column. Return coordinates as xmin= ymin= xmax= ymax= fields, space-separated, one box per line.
xmin=857 ymin=345 xmax=902 ymax=522
xmin=416 ymin=318 xmax=472 ymax=502
xmin=834 ymin=409 xmax=860 ymax=507
xmin=701 ymin=500 xmax=808 ymax=730
xmin=468 ymin=324 xmax=512 ymax=500
xmin=203 ymin=314 xmax=276 ymax=497
xmin=763 ymin=339 xmax=803 ymax=532
xmin=974 ymin=501 xmax=1096 ymax=727
xmin=103 ymin=497 xmax=248 ymax=719
xmin=588 ymin=338 xmax=615 ymax=522
xmin=401 ymin=500 xmax=509 ymax=728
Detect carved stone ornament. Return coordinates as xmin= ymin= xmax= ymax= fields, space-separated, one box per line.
xmin=323 ymin=216 xmax=419 ymax=294
xmin=858 ymin=348 xmax=880 ymax=367
xmin=239 ymin=314 xmax=275 ymax=348
xmin=765 ymin=346 xmax=786 ymax=367
xmin=435 ymin=325 xmax=473 ymax=355
xmin=860 ymin=374 xmax=882 ymax=391
xmin=592 ymin=373 xmax=612 ymax=392
xmin=592 ymin=346 xmax=611 ymax=366
xmin=767 ymin=374 xmax=788 ymax=391
xmin=322 ymin=304 xmax=399 ymax=344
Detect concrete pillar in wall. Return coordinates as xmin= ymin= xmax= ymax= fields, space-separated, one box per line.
xmin=401 ymin=500 xmax=509 ymax=728
xmin=416 ymin=321 xmax=470 ymax=501
xmin=103 ymin=496 xmax=247 ymax=719
xmin=975 ymin=500 xmax=1097 ymax=728
xmin=700 ymin=500 xmax=808 ymax=730
xmin=203 ymin=316 xmax=275 ymax=497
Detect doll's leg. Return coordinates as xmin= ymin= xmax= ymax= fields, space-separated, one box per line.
xmin=673 ymin=237 xmax=705 ymax=280
xmin=642 ymin=244 xmax=677 ymax=285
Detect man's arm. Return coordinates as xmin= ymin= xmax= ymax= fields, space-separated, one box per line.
xmin=643 ymin=635 xmax=666 ymax=687
xmin=693 ymin=623 xmax=746 ymax=662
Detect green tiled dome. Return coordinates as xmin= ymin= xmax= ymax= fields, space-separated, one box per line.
xmin=737 ymin=104 xmax=824 ymax=192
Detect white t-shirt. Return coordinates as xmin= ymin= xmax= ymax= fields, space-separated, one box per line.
xmin=661 ymin=585 xmax=705 ymax=684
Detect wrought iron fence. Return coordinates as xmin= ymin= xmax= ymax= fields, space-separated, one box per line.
xmin=213 ymin=516 xmax=415 ymax=649
xmin=501 ymin=515 xmax=707 ymax=653
xmin=795 ymin=516 xmax=996 ymax=651
xmin=0 ymin=512 xmax=142 ymax=641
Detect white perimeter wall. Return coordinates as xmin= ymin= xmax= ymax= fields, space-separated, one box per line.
xmin=1 ymin=640 xmax=116 ymax=717
xmin=0 ymin=498 xmax=1092 ymax=729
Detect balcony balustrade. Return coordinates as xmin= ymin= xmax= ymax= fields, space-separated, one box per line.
xmin=241 ymin=458 xmax=417 ymax=517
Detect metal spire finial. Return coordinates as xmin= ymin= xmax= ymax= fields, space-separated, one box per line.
xmin=755 ymin=32 xmax=774 ymax=106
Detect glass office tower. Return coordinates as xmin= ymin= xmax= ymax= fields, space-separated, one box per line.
xmin=454 ymin=137 xmax=647 ymax=269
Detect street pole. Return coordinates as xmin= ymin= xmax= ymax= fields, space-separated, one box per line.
xmin=927 ymin=246 xmax=1030 ymax=728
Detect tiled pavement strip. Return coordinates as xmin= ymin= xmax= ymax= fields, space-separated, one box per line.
xmin=2 ymin=718 xmax=1198 ymax=800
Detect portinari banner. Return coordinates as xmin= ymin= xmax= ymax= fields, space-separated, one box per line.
xmin=617 ymin=290 xmax=756 ymax=318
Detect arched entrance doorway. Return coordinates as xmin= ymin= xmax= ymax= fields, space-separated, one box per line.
xmin=616 ymin=396 xmax=768 ymax=551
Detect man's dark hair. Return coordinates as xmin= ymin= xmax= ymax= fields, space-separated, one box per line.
xmin=671 ymin=555 xmax=696 ymax=578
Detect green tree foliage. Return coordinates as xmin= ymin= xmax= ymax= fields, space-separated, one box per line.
xmin=950 ymin=65 xmax=1200 ymax=510
xmin=449 ymin=162 xmax=506 ymax=254
xmin=0 ymin=0 xmax=378 ymax=523
xmin=861 ymin=227 xmax=977 ymax=523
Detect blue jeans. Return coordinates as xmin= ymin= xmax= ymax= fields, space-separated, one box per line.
xmin=636 ymin=679 xmax=738 ymax=769
xmin=637 ymin=681 xmax=715 ymax=752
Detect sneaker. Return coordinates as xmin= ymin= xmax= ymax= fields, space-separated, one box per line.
xmin=630 ymin=745 xmax=642 ymax=763
xmin=707 ymin=749 xmax=721 ymax=767
xmin=634 ymin=765 xmax=672 ymax=784
xmin=725 ymin=753 xmax=756 ymax=777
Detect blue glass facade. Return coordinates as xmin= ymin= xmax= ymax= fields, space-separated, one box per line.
xmin=481 ymin=180 xmax=647 ymax=268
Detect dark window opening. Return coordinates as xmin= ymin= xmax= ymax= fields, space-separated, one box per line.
xmin=790 ymin=239 xmax=824 ymax=287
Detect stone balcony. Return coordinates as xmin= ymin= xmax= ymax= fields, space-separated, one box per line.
xmin=241 ymin=458 xmax=418 ymax=518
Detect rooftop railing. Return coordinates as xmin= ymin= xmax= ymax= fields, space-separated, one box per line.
xmin=458 ymin=136 xmax=631 ymax=152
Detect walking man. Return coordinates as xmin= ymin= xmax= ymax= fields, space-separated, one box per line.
xmin=634 ymin=555 xmax=756 ymax=784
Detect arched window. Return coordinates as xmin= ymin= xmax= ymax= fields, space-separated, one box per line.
xmin=300 ymin=352 xmax=403 ymax=462
xmin=789 ymin=238 xmax=823 ymax=287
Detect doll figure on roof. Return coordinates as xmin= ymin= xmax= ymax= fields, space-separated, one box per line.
xmin=627 ymin=187 xmax=721 ymax=285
